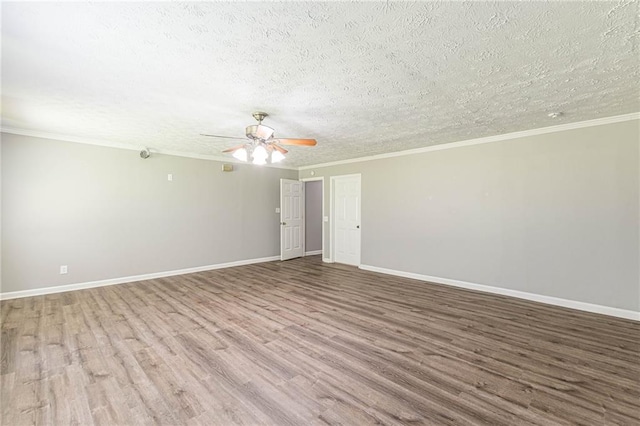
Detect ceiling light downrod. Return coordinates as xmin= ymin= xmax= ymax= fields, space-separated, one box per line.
xmin=252 ymin=111 xmax=267 ymax=124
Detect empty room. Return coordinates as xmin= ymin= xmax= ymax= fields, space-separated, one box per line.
xmin=1 ymin=2 xmax=639 ymax=425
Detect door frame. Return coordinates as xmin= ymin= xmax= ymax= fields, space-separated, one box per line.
xmin=330 ymin=173 xmax=361 ymax=264
xmin=300 ymin=177 xmax=325 ymax=258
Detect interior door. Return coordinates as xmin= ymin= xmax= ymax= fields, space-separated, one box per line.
xmin=280 ymin=179 xmax=304 ymax=261
xmin=333 ymin=174 xmax=361 ymax=265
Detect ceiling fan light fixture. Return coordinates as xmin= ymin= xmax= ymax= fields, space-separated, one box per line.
xmin=252 ymin=156 xmax=267 ymax=165
xmin=271 ymin=150 xmax=286 ymax=163
xmin=206 ymin=112 xmax=316 ymax=165
xmin=232 ymin=147 xmax=248 ymax=162
xmin=252 ymin=144 xmax=268 ymax=161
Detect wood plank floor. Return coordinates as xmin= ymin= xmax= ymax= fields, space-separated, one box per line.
xmin=1 ymin=256 xmax=639 ymax=425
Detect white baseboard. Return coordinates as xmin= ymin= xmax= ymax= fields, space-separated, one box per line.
xmin=305 ymin=250 xmax=323 ymax=256
xmin=0 ymin=255 xmax=281 ymax=301
xmin=322 ymin=258 xmax=333 ymax=263
xmin=359 ymin=264 xmax=640 ymax=321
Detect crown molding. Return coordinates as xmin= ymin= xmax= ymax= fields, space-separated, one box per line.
xmin=3 ymin=112 xmax=638 ymax=172
xmin=0 ymin=127 xmax=299 ymax=170
xmin=298 ymin=112 xmax=640 ymax=171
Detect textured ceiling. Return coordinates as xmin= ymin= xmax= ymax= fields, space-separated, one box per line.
xmin=2 ymin=1 xmax=639 ymax=167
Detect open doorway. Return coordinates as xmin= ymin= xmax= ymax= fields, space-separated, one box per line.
xmin=304 ymin=179 xmax=323 ymax=256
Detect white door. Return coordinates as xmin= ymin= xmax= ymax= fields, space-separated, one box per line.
xmin=280 ymin=179 xmax=304 ymax=261
xmin=332 ymin=174 xmax=361 ymax=265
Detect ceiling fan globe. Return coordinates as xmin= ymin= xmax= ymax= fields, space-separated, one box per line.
xmin=232 ymin=147 xmax=248 ymax=162
xmin=271 ymin=150 xmax=286 ymax=163
xmin=252 ymin=144 xmax=268 ymax=162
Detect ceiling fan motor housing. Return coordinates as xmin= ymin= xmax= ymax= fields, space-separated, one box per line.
xmin=246 ymin=124 xmax=275 ymax=140
xmin=246 ymin=125 xmax=259 ymax=140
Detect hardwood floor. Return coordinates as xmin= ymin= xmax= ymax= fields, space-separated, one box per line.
xmin=1 ymin=256 xmax=639 ymax=425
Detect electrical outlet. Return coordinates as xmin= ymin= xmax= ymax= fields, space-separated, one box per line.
xmin=60 ymin=265 xmax=68 ymax=274
xmin=275 ymin=207 xmax=280 ymax=213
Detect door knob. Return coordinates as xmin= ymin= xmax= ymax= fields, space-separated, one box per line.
xmin=356 ymin=225 xmax=360 ymax=229
xmin=281 ymin=222 xmax=286 ymax=225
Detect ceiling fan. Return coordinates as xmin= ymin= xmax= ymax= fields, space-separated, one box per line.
xmin=201 ymin=112 xmax=317 ymax=165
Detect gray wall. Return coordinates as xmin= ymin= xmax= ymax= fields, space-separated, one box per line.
xmin=1 ymin=133 xmax=297 ymax=293
xmin=299 ymin=120 xmax=640 ymax=312
xmin=304 ymin=180 xmax=322 ymax=253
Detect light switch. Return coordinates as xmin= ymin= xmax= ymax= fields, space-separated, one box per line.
xmin=167 ymin=173 xmax=173 ymax=181
xmin=275 ymin=208 xmax=281 ymax=213
xmin=323 ymin=216 xmax=329 ymax=222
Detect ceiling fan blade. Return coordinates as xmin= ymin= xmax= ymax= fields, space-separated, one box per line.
xmin=255 ymin=125 xmax=274 ymax=140
xmin=276 ymin=138 xmax=317 ymax=146
xmin=201 ymin=133 xmax=247 ymax=140
xmin=222 ymin=144 xmax=246 ymax=153
xmin=272 ymin=144 xmax=288 ymax=154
